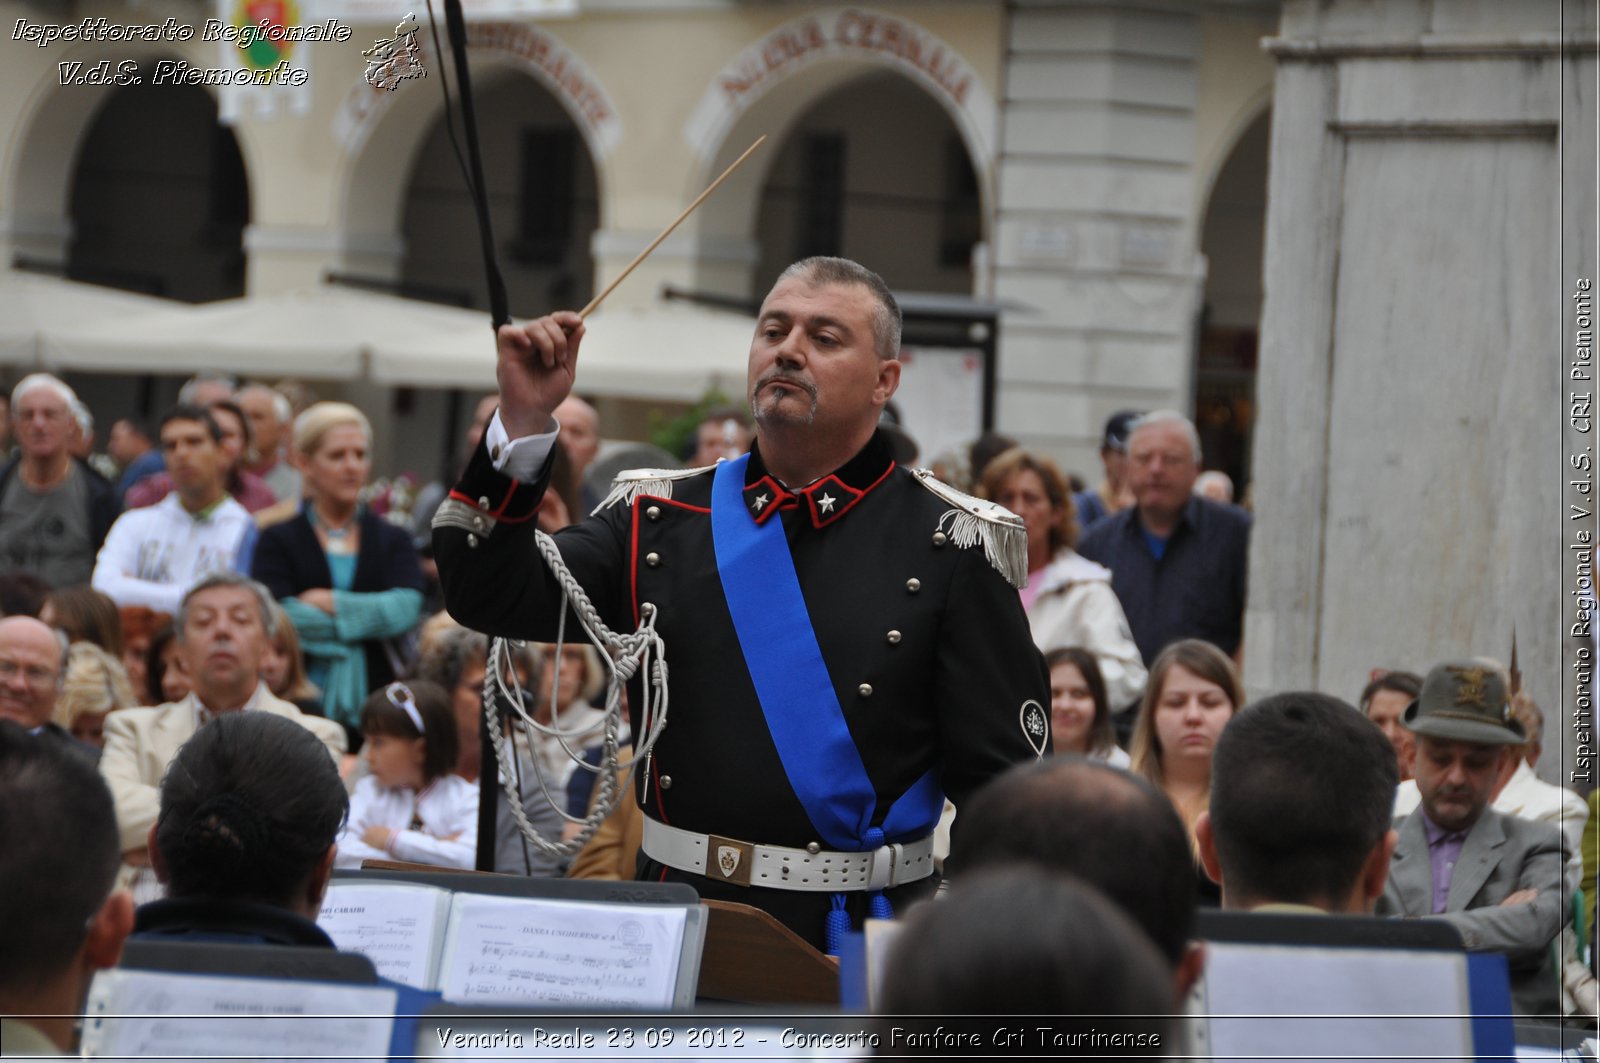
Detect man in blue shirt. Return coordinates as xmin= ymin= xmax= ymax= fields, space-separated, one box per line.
xmin=1077 ymin=410 xmax=1250 ymax=666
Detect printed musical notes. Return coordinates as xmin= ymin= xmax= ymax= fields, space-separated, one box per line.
xmin=439 ymin=894 xmax=686 ymax=1008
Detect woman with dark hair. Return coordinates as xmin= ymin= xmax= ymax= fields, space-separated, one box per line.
xmin=335 ymin=679 xmax=476 ymax=870
xmin=978 ymin=447 xmax=1146 ymax=712
xmin=135 ymin=712 xmax=348 ymax=944
xmin=118 ymin=606 xmax=170 ymax=706
xmin=145 ymin=623 xmax=190 ymax=705
xmin=41 ymin=586 xmax=124 ymax=657
xmin=1045 ymin=647 xmax=1127 ymax=767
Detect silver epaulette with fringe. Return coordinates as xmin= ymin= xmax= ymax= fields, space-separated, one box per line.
xmin=593 ymin=466 xmax=711 ymax=515
xmin=911 ymin=469 xmax=1029 ymax=589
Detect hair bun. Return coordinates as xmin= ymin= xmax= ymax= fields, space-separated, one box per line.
xmin=181 ymin=793 xmax=269 ymax=859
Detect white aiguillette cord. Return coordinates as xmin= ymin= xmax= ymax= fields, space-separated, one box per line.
xmin=424 ymin=0 xmax=759 ymax=859
xmin=482 ymin=529 xmax=669 ymax=859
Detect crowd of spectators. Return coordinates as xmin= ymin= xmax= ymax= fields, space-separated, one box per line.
xmin=0 ymin=370 xmax=1591 ymax=1055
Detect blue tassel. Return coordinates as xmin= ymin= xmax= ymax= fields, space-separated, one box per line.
xmin=868 ymin=891 xmax=893 ymax=921
xmin=824 ymin=893 xmax=850 ymax=957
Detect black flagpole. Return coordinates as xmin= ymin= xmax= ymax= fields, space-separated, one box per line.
xmin=431 ymin=0 xmax=511 ymax=869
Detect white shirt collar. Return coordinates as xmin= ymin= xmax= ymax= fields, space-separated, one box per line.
xmin=192 ymin=682 xmax=269 ymax=727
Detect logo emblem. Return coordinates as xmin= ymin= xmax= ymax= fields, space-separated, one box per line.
xmin=1020 ymin=699 xmax=1048 ymax=759
xmin=235 ymin=0 xmax=298 ymax=70
xmin=1447 ymin=666 xmax=1492 ymax=709
xmin=362 ymin=13 xmax=427 ymax=92
xmin=706 ymin=835 xmax=753 ymax=886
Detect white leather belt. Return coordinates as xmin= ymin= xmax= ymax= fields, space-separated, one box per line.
xmin=641 ymin=817 xmax=935 ymax=892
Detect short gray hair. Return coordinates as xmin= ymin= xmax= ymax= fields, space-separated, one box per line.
xmin=1128 ymin=410 xmax=1202 ymax=464
xmin=776 ymin=257 xmax=902 ymax=361
xmin=69 ymin=399 xmax=92 ymax=436
xmin=176 ymin=573 xmax=278 ymax=640
xmin=178 ymin=373 xmax=238 ymax=405
xmin=239 ymin=383 xmax=293 ymax=425
xmin=11 ymin=373 xmax=77 ymax=411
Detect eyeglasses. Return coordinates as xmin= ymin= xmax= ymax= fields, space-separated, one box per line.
xmin=385 ymin=682 xmax=425 ymax=735
xmin=0 ymin=659 xmax=56 ymax=687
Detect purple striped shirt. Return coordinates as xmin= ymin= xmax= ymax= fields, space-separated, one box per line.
xmin=1422 ymin=813 xmax=1469 ymax=914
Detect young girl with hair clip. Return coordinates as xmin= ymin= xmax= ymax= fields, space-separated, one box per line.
xmin=335 ymin=679 xmax=478 ymax=870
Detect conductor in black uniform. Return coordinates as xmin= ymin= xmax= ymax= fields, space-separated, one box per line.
xmin=434 ymin=257 xmax=1049 ymax=950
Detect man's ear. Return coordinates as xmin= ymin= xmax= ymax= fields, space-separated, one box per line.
xmin=1173 ymin=940 xmax=1206 ymax=1001
xmin=874 ymin=357 xmax=902 ymax=406
xmin=83 ymin=890 xmax=135 ymax=970
xmin=1361 ymin=828 xmax=1400 ymax=909
xmin=145 ymin=823 xmax=168 ymax=884
xmin=1195 ymin=810 xmax=1223 ymax=885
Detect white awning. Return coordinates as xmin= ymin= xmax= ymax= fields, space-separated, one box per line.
xmin=0 ymin=271 xmax=177 ymax=367
xmin=39 ymin=285 xmax=485 ymax=380
xmin=25 ymin=282 xmax=755 ymax=401
xmin=369 ymin=302 xmax=756 ymax=401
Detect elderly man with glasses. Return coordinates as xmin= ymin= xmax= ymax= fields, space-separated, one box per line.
xmin=0 ymin=614 xmax=91 ymax=761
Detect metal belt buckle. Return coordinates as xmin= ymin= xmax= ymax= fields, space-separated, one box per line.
xmin=706 ymin=834 xmax=754 ymax=887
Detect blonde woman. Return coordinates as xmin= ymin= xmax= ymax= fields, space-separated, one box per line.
xmin=260 ymin=600 xmax=322 ymax=716
xmin=50 ymin=641 xmax=137 ymax=749
xmin=1128 ymin=639 xmax=1244 ymax=904
xmin=251 ymin=403 xmax=425 ymax=740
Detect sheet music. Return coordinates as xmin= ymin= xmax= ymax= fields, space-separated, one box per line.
xmin=1203 ymin=942 xmax=1473 ymax=1063
xmin=439 ymin=894 xmax=686 ymax=1008
xmin=319 ymin=881 xmax=449 ymax=988
xmin=82 ymin=969 xmax=394 ymax=1062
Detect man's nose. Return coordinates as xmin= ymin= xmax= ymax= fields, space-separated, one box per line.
xmin=774 ymin=327 xmax=806 ymax=366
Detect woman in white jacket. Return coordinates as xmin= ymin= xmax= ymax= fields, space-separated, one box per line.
xmin=979 ymin=448 xmax=1147 ymax=713
xmin=336 ymin=679 xmax=477 ymax=869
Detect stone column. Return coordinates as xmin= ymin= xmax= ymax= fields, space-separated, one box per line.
xmin=1246 ymin=0 xmax=1597 ymax=785
xmin=992 ymin=1 xmax=1208 ymax=475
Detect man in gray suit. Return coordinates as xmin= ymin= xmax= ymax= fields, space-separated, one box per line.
xmin=1378 ymin=657 xmax=1569 ymax=1017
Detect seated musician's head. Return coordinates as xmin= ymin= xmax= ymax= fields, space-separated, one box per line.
xmin=151 ymin=712 xmax=348 ymax=917
xmin=878 ymin=864 xmax=1175 ymax=1045
xmin=0 ymin=722 xmax=133 ymax=1053
xmin=1197 ymin=691 xmax=1399 ymax=914
xmin=951 ymin=757 xmax=1202 ymax=997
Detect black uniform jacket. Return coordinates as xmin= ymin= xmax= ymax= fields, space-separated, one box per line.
xmin=434 ymin=429 xmax=1049 ymax=939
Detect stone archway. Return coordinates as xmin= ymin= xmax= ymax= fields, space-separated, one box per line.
xmin=67 ymin=77 xmax=249 ymax=302
xmin=335 ymin=22 xmax=619 ymax=288
xmin=395 ymin=67 xmax=600 ymax=314
xmin=750 ymin=68 xmax=981 ymax=294
xmin=681 ymin=8 xmax=999 ymax=298
xmin=6 ymin=48 xmax=250 ymax=298
xmin=1194 ymin=106 xmax=1269 ymax=497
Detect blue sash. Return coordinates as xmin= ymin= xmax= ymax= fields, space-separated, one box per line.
xmin=710 ymin=455 xmax=943 ymax=853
